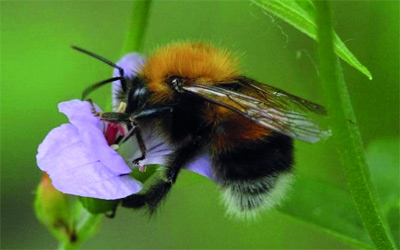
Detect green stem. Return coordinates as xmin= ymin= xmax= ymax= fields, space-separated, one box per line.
xmin=122 ymin=0 xmax=152 ymax=54
xmin=314 ymin=1 xmax=395 ymax=249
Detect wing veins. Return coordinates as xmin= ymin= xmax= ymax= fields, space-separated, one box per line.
xmin=183 ymin=83 xmax=329 ymax=143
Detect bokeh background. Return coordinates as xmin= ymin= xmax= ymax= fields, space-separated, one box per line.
xmin=1 ymin=1 xmax=399 ymax=249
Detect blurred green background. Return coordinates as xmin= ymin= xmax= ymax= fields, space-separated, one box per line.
xmin=1 ymin=1 xmax=399 ymax=249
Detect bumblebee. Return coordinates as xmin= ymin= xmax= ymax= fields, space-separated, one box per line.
xmin=73 ymin=42 xmax=328 ymax=218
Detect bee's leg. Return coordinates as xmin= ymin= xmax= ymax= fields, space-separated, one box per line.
xmin=121 ymin=135 xmax=202 ymax=213
xmin=129 ymin=107 xmax=173 ymax=169
xmin=87 ymin=99 xmax=130 ymax=123
xmin=87 ymin=99 xmax=98 ymax=115
xmin=131 ymin=126 xmax=147 ymax=172
xmin=100 ymin=112 xmax=131 ymax=122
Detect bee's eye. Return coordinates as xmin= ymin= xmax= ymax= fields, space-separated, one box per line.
xmin=167 ymin=76 xmax=185 ymax=93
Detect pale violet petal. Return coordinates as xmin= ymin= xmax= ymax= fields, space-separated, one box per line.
xmin=37 ymin=123 xmax=141 ymax=199
xmin=53 ymin=173 xmax=141 ymax=200
xmin=58 ymin=100 xmax=131 ymax=174
xmin=36 ymin=101 xmax=142 ymax=199
xmin=113 ymin=52 xmax=146 ymax=79
xmin=73 ymin=175 xmax=141 ymax=200
xmin=185 ymin=152 xmax=216 ymax=181
xmin=37 ymin=124 xmax=84 ymax=172
xmin=118 ymin=121 xmax=174 ymax=169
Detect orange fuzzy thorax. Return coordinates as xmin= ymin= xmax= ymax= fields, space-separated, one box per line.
xmin=140 ymin=42 xmax=241 ymax=103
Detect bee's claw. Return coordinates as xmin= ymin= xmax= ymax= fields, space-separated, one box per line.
xmin=139 ymin=164 xmax=147 ymax=172
xmin=133 ymin=157 xmax=146 ymax=172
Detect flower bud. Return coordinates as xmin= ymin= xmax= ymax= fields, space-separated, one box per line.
xmin=34 ymin=173 xmax=76 ymax=242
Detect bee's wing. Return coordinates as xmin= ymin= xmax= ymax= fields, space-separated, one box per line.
xmin=182 ymin=78 xmax=331 ymax=143
xmin=237 ymin=76 xmax=327 ymax=116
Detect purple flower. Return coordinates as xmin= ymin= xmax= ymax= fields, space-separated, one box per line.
xmin=36 ymin=53 xmax=215 ymax=201
xmin=36 ymin=100 xmax=142 ymax=199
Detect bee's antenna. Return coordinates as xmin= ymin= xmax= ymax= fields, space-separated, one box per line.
xmin=71 ymin=46 xmax=127 ymax=92
xmin=81 ymin=76 xmax=123 ymax=100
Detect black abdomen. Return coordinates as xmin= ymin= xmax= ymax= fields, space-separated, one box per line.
xmin=212 ymin=133 xmax=294 ymax=218
xmin=213 ymin=133 xmax=293 ymax=180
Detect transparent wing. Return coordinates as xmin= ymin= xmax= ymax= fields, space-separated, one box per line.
xmin=237 ymin=76 xmax=327 ymax=116
xmin=182 ymin=78 xmax=331 ymax=143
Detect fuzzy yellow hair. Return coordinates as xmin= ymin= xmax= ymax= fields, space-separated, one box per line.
xmin=140 ymin=42 xmax=241 ymax=103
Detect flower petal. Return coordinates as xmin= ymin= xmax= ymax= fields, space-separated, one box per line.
xmin=118 ymin=126 xmax=174 ymax=168
xmin=37 ymin=123 xmax=141 ymax=199
xmin=37 ymin=100 xmax=145 ymax=199
xmin=185 ymin=152 xmax=215 ymax=181
xmin=58 ymin=100 xmax=131 ymax=174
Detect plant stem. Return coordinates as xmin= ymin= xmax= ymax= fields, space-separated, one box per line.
xmin=122 ymin=0 xmax=152 ymax=54
xmin=314 ymin=1 xmax=395 ymax=249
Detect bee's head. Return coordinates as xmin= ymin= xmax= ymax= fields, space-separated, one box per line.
xmin=139 ymin=42 xmax=241 ymax=104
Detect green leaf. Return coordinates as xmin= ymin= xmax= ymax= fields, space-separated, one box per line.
xmin=278 ymin=140 xmax=400 ymax=248
xmin=314 ymin=1 xmax=395 ymax=249
xmin=367 ymin=138 xmax=400 ymax=248
xmin=279 ymin=176 xmax=373 ymax=249
xmin=251 ymin=0 xmax=373 ymax=80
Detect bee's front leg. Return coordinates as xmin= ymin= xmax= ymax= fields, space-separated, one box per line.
xmin=87 ymin=99 xmax=130 ymax=123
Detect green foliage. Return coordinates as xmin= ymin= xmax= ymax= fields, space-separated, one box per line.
xmin=278 ymin=140 xmax=400 ymax=249
xmin=314 ymin=1 xmax=396 ymax=249
xmin=279 ymin=176 xmax=372 ymax=249
xmin=367 ymin=138 xmax=400 ymax=248
xmin=251 ymin=0 xmax=373 ymax=80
